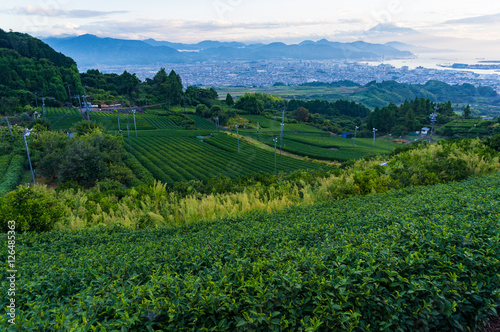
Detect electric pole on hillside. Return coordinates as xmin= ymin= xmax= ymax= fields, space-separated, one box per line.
xmin=5 ymin=117 xmax=13 ymax=141
xmin=235 ymin=125 xmax=240 ymax=153
xmin=430 ymin=107 xmax=438 ymax=141
xmin=388 ymin=133 xmax=392 ymax=150
xmin=23 ymin=128 xmax=35 ymax=185
xmin=132 ymin=109 xmax=137 ymax=136
xmin=280 ymin=123 xmax=284 ymax=155
xmin=354 ymin=126 xmax=359 ymax=146
xmin=66 ymin=85 xmax=71 ymax=104
xmin=34 ymin=92 xmax=38 ymax=108
xmin=273 ymin=137 xmax=278 ymax=175
xmin=183 ymin=95 xmax=187 ymax=116
xmin=42 ymin=97 xmax=46 ymax=118
xmin=372 ymin=128 xmax=378 ymax=155
xmin=127 ymin=123 xmax=131 ymax=153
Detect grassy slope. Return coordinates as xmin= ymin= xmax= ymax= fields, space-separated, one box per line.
xmin=3 ymin=172 xmax=499 ymax=330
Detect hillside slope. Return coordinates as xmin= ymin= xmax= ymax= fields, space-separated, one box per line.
xmin=5 ymin=172 xmax=499 ymax=330
xmin=0 ymin=29 xmax=83 ymax=114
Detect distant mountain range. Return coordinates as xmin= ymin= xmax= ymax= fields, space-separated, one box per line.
xmin=43 ymin=34 xmax=413 ymax=69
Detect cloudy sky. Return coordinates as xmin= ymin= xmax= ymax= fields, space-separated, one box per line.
xmin=1 ymin=0 xmax=500 ymax=43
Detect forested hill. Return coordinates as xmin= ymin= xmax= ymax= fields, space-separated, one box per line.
xmin=0 ymin=29 xmax=83 ymax=115
xmin=0 ymin=29 xmax=76 ymax=67
xmin=301 ymin=80 xmax=499 ymax=108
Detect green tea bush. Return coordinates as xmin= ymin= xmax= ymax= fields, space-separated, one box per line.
xmin=2 ymin=173 xmax=499 ymax=330
xmin=0 ymin=154 xmax=24 ymax=195
xmin=0 ymin=185 xmax=66 ymax=233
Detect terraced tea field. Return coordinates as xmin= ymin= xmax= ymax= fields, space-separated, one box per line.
xmin=243 ymin=131 xmax=394 ymax=161
xmin=128 ymin=130 xmax=325 ymax=183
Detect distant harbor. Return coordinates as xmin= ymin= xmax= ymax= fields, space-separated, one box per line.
xmin=438 ymin=63 xmax=500 ymax=70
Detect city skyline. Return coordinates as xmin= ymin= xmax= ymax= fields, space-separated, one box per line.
xmin=1 ymin=0 xmax=500 ymax=44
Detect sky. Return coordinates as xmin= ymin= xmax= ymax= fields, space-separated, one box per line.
xmin=1 ymin=0 xmax=500 ymax=44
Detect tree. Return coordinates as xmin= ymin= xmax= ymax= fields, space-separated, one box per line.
xmin=58 ymin=139 xmax=106 ymax=187
xmin=167 ymin=70 xmax=183 ymax=105
xmin=226 ymin=93 xmax=234 ymax=107
xmin=0 ymin=186 xmax=66 ymax=233
xmin=71 ymin=120 xmax=104 ymax=136
xmin=463 ymin=105 xmax=471 ymax=119
xmin=293 ymin=107 xmax=310 ymax=122
xmin=234 ymin=93 xmax=264 ymax=115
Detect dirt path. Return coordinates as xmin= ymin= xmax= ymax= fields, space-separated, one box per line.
xmin=225 ymin=132 xmax=339 ymax=167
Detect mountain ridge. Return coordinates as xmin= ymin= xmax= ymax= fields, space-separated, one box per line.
xmin=43 ymin=34 xmax=413 ymax=68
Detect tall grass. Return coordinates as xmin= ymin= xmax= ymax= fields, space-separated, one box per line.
xmin=35 ymin=138 xmax=498 ymax=231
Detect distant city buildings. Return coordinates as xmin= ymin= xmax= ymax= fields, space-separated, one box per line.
xmin=87 ymin=59 xmax=500 ymax=93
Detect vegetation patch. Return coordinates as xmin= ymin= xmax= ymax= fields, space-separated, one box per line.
xmin=2 ymin=173 xmax=499 ymax=330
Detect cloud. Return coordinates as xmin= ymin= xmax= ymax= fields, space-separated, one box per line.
xmin=72 ymin=18 xmax=360 ymax=43
xmin=443 ymin=13 xmax=500 ymax=24
xmin=11 ymin=6 xmax=127 ymax=18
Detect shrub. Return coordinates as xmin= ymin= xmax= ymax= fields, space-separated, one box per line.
xmin=0 ymin=186 xmax=66 ymax=233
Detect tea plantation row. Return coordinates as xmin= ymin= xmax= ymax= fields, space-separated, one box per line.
xmin=128 ymin=131 xmax=325 ymax=183
xmin=1 ymin=173 xmax=499 ymax=330
xmin=244 ymin=132 xmax=394 ymax=161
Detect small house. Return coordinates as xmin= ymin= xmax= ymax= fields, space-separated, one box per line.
xmin=341 ymin=132 xmax=353 ymax=139
xmin=421 ymin=127 xmax=430 ymax=135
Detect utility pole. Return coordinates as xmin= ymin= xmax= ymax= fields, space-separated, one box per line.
xmin=23 ymin=129 xmax=35 ymax=185
xmin=388 ymin=133 xmax=391 ymax=150
xmin=280 ymin=123 xmax=284 ymax=155
xmin=5 ymin=117 xmax=14 ymax=140
xmin=235 ymin=125 xmax=240 ymax=153
xmin=42 ymin=97 xmax=46 ymax=118
xmin=117 ymin=115 xmax=121 ymax=132
xmin=215 ymin=116 xmax=219 ymax=131
xmin=430 ymin=107 xmax=438 ymax=142
xmin=354 ymin=126 xmax=359 ymax=146
xmin=273 ymin=137 xmax=278 ymax=175
xmin=372 ymin=128 xmax=378 ymax=155
xmin=34 ymin=92 xmax=38 ymax=108
xmin=126 ymin=123 xmax=131 ymax=153
xmin=67 ymin=85 xmax=71 ymax=103
xmin=257 ymin=121 xmax=259 ymax=133
xmin=282 ymin=110 xmax=285 ymax=124
xmin=183 ymin=95 xmax=186 ymax=116
xmin=132 ymin=109 xmax=137 ymax=136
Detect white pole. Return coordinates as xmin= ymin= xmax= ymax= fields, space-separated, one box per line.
xmin=280 ymin=123 xmax=284 ymax=155
xmin=5 ymin=117 xmax=14 ymax=141
xmin=23 ymin=130 xmax=35 ymax=185
xmin=273 ymin=137 xmax=278 ymax=175
xmin=132 ymin=110 xmax=137 ymax=136
xmin=236 ymin=125 xmax=239 ymax=153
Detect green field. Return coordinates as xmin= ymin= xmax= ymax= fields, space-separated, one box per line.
xmin=240 ymin=130 xmax=394 ymax=161
xmin=37 ymin=108 xmax=400 ymax=182
xmin=30 ymin=108 xmax=403 ymax=182
xmin=128 ymin=130 xmax=325 ymax=183
xmin=5 ymin=172 xmax=499 ymax=330
xmin=437 ymin=119 xmax=500 ymax=137
xmin=45 ymin=107 xmax=83 ymax=131
xmin=0 ymin=154 xmax=25 ymax=194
